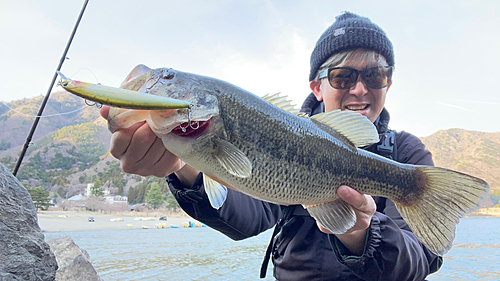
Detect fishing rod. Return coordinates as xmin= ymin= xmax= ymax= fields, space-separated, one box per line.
xmin=13 ymin=0 xmax=90 ymax=176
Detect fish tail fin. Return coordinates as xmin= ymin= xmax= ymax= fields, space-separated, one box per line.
xmin=396 ymin=166 xmax=489 ymax=255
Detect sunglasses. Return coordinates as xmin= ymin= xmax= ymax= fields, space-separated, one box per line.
xmin=318 ymin=66 xmax=394 ymax=89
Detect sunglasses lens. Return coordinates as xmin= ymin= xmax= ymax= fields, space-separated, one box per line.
xmin=328 ymin=68 xmax=357 ymax=89
xmin=363 ymin=67 xmax=392 ymax=89
xmin=327 ymin=67 xmax=392 ymax=89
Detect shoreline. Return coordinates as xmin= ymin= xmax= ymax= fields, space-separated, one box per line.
xmin=468 ymin=207 xmax=500 ymax=218
xmin=37 ymin=208 xmax=500 ymax=233
xmin=37 ymin=210 xmax=198 ymax=233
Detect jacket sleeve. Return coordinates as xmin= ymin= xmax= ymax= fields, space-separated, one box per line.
xmin=331 ymin=131 xmax=443 ymax=280
xmin=167 ymin=172 xmax=281 ymax=241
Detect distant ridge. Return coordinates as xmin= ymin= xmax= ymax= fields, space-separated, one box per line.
xmin=421 ymin=128 xmax=500 ymax=191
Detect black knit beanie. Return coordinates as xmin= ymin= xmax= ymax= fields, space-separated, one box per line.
xmin=309 ymin=11 xmax=394 ymax=81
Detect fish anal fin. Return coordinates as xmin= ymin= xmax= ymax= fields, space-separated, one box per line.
xmin=304 ymin=199 xmax=356 ymax=234
xmin=213 ymin=139 xmax=252 ymax=178
xmin=310 ymin=110 xmax=379 ymax=147
xmin=203 ymin=174 xmax=228 ymax=209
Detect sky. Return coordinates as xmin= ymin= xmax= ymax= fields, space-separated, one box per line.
xmin=1 ymin=0 xmax=499 ymax=137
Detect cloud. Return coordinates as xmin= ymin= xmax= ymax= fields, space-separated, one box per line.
xmin=453 ymin=99 xmax=500 ymax=106
xmin=436 ymin=102 xmax=476 ymax=113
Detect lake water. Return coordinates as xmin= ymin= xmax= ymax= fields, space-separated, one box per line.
xmin=45 ymin=217 xmax=500 ymax=280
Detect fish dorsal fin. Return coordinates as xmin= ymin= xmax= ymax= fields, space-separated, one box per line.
xmin=310 ymin=110 xmax=379 ymax=147
xmin=203 ymin=174 xmax=227 ymax=209
xmin=213 ymin=139 xmax=252 ymax=178
xmin=262 ymin=93 xmax=307 ymax=117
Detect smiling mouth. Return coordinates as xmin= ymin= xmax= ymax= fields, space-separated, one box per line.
xmin=171 ymin=119 xmax=210 ymax=137
xmin=346 ymin=104 xmax=369 ymax=111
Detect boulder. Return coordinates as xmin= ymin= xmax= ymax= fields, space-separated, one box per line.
xmin=0 ymin=163 xmax=58 ymax=280
xmin=47 ymin=237 xmax=102 ymax=281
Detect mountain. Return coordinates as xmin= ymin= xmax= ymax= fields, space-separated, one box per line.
xmin=0 ymin=90 xmax=109 ymax=159
xmin=420 ymin=129 xmax=500 ymax=191
xmin=1 ymin=93 xmax=498 ymax=206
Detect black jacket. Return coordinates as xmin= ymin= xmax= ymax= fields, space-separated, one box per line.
xmin=167 ymin=93 xmax=443 ymax=280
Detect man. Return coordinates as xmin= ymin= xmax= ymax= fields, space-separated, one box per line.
xmin=100 ymin=11 xmax=442 ymax=280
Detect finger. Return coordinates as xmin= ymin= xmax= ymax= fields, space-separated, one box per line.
xmin=316 ymin=222 xmax=334 ymax=234
xmin=337 ymin=186 xmax=375 ymax=215
xmin=118 ymin=123 xmax=157 ymax=164
xmin=109 ymin=121 xmax=148 ymax=158
xmin=99 ymin=105 xmax=110 ymax=119
xmin=150 ymin=149 xmax=184 ymax=177
xmin=337 ymin=186 xmax=365 ymax=208
xmin=130 ymin=136 xmax=168 ymax=172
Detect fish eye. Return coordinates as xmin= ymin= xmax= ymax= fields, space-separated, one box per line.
xmin=163 ymin=74 xmax=175 ymax=80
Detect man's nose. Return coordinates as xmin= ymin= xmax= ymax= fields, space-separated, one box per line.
xmin=349 ymin=76 xmax=368 ymax=96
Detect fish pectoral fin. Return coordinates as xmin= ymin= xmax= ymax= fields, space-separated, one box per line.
xmin=203 ymin=174 xmax=228 ymax=209
xmin=120 ymin=64 xmax=152 ymax=90
xmin=304 ymin=199 xmax=356 ymax=234
xmin=310 ymin=110 xmax=379 ymax=147
xmin=213 ymin=139 xmax=252 ymax=178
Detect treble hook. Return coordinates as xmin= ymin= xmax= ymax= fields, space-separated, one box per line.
xmin=179 ymin=109 xmax=191 ymax=132
xmin=84 ymin=99 xmax=102 ymax=108
xmin=189 ymin=121 xmax=200 ymax=130
xmin=179 ymin=108 xmax=199 ymax=132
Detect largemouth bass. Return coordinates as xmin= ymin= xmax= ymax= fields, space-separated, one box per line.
xmin=60 ymin=64 xmax=490 ymax=256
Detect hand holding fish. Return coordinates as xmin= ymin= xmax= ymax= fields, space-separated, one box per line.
xmin=100 ymin=106 xmax=183 ymax=178
xmin=317 ymin=186 xmax=376 ymax=255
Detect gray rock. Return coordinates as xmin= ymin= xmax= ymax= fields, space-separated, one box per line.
xmin=47 ymin=237 xmax=102 ymax=281
xmin=0 ymin=163 xmax=58 ymax=281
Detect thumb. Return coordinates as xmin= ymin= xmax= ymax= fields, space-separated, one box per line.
xmin=337 ymin=185 xmax=366 ymax=209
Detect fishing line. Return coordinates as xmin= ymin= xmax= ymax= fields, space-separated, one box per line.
xmin=0 ymin=99 xmax=89 ymax=118
xmin=2 ymin=66 xmax=103 ymax=118
xmin=69 ymin=68 xmax=100 ymax=85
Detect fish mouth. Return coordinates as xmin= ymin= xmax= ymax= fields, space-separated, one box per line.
xmin=171 ymin=119 xmax=211 ymax=138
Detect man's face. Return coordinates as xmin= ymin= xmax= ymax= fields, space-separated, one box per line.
xmin=310 ymin=58 xmax=391 ymax=123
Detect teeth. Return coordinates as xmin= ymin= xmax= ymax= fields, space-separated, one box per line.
xmin=346 ymin=105 xmax=367 ymax=111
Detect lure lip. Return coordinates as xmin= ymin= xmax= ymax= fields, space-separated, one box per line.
xmin=56 ymin=71 xmax=191 ymax=110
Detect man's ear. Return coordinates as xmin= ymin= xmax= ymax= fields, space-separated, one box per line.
xmin=310 ymin=80 xmax=323 ymax=101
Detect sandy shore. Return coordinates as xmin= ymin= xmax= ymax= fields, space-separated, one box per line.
xmin=37 ymin=211 xmax=198 ymax=233
xmin=37 ymin=207 xmax=500 ymax=233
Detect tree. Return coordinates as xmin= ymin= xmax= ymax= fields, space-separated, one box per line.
xmin=27 ymin=186 xmax=51 ymax=210
xmin=90 ymin=178 xmax=105 ymax=197
xmin=145 ymin=182 xmax=164 ymax=209
xmin=117 ymin=185 xmax=124 ymax=196
xmin=166 ymin=193 xmax=180 ymax=211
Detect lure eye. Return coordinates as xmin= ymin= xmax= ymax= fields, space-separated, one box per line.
xmin=163 ymin=73 xmax=174 ymax=80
